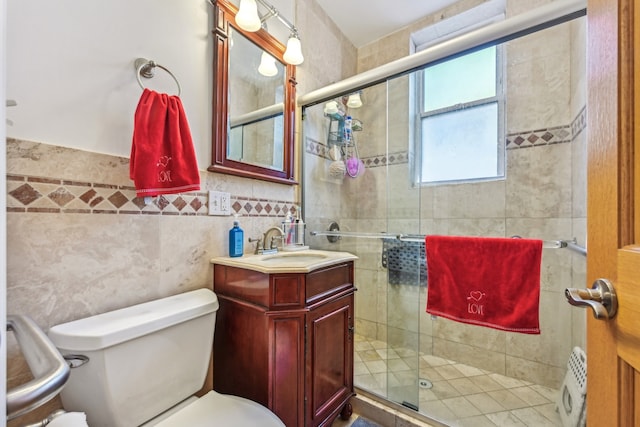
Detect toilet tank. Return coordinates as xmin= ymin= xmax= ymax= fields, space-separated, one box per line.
xmin=48 ymin=289 xmax=218 ymax=427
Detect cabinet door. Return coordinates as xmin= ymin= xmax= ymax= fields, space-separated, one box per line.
xmin=306 ymin=293 xmax=354 ymax=427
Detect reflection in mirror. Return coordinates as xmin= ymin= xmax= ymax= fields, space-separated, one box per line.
xmin=210 ymin=0 xmax=297 ymax=185
xmin=228 ymin=28 xmax=285 ymax=171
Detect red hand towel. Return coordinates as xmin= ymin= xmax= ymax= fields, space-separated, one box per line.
xmin=130 ymin=89 xmax=200 ymax=197
xmin=425 ymin=235 xmax=543 ymax=334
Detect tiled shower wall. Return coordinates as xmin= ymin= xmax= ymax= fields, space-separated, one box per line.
xmin=305 ymin=107 xmax=586 ymax=391
xmin=303 ymin=1 xmax=586 ymax=390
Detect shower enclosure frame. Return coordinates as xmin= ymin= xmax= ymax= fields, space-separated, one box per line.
xmin=300 ymin=0 xmax=587 ymax=423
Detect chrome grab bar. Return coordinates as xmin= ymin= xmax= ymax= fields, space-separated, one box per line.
xmin=6 ymin=315 xmax=70 ymax=421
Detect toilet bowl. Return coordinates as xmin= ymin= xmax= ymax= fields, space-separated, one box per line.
xmin=48 ymin=289 xmax=284 ymax=427
xmin=144 ymin=390 xmax=285 ymax=427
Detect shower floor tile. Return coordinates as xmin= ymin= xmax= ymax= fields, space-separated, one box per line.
xmin=353 ymin=334 xmax=562 ymax=427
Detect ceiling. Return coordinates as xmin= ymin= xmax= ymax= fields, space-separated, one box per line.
xmin=315 ymin=0 xmax=462 ymax=48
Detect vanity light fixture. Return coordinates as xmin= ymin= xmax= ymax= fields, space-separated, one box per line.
xmin=236 ymin=0 xmax=262 ymax=32
xmin=258 ymin=51 xmax=279 ymax=76
xmin=283 ymin=31 xmax=304 ymax=65
xmin=346 ymin=92 xmax=363 ymax=108
xmin=323 ymin=101 xmax=339 ymax=115
xmin=234 ymin=0 xmax=304 ymax=66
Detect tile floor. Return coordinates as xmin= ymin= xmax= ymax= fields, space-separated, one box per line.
xmin=353 ymin=334 xmax=563 ymax=427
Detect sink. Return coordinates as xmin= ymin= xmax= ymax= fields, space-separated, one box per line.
xmin=211 ymin=249 xmax=357 ymax=273
xmin=261 ymin=252 xmax=329 ymax=264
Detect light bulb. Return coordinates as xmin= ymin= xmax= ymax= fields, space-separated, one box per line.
xmin=283 ymin=34 xmax=304 ymax=65
xmin=258 ymin=52 xmax=278 ymax=77
xmin=347 ymin=93 xmax=362 ymax=108
xmin=236 ymin=0 xmax=261 ymax=32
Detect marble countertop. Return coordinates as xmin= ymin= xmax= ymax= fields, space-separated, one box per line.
xmin=211 ymin=249 xmax=358 ymax=274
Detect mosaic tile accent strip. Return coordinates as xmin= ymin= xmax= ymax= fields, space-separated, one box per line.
xmin=506 ymin=125 xmax=571 ymax=149
xmin=307 ymin=106 xmax=587 ymax=163
xmin=305 ymin=138 xmax=331 ymax=160
xmin=362 ymin=151 xmax=409 ymax=168
xmin=571 ymin=105 xmax=587 ymax=139
xmin=7 ymin=174 xmax=296 ymax=217
xmin=507 ymin=106 xmax=586 ymax=150
xmin=231 ymin=197 xmax=298 ymax=218
xmin=305 ymin=138 xmax=409 ymax=168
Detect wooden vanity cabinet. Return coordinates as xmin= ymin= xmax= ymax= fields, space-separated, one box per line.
xmin=212 ymin=261 xmax=355 ymax=427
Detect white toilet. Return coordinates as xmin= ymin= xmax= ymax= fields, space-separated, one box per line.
xmin=48 ymin=289 xmax=285 ymax=427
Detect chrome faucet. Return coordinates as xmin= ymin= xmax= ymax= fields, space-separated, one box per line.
xmin=249 ymin=226 xmax=284 ymax=255
xmin=248 ymin=237 xmax=264 ymax=255
xmin=263 ymin=226 xmax=284 ymax=252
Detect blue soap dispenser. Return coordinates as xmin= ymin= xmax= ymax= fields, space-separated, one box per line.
xmin=228 ymin=214 xmax=244 ymax=257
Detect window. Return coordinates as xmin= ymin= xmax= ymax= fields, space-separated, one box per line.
xmin=412 ymin=1 xmax=505 ymax=185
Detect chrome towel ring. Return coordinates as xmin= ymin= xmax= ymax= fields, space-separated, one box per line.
xmin=134 ymin=57 xmax=182 ymax=96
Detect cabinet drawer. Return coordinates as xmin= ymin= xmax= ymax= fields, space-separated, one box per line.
xmin=306 ymin=262 xmax=353 ymax=304
xmin=271 ymin=275 xmax=304 ymax=308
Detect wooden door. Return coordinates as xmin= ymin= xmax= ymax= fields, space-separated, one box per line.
xmin=586 ymin=0 xmax=640 ymax=425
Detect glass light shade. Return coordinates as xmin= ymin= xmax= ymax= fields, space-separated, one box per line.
xmin=283 ymin=35 xmax=304 ymax=65
xmin=236 ymin=0 xmax=261 ymax=32
xmin=323 ymin=101 xmax=338 ymax=115
xmin=346 ymin=93 xmax=363 ymax=108
xmin=258 ymin=52 xmax=278 ymax=77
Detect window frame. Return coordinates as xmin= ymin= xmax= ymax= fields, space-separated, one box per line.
xmin=415 ymin=44 xmax=506 ymax=185
xmin=409 ymin=1 xmax=507 ymax=186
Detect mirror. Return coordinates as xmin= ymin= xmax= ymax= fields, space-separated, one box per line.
xmin=210 ymin=0 xmax=297 ymax=185
xmin=228 ymin=30 xmax=285 ymax=170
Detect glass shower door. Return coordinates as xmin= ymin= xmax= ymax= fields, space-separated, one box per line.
xmin=382 ymin=74 xmax=422 ymax=411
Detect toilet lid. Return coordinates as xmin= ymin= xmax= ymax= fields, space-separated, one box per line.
xmin=152 ymin=390 xmax=285 ymax=427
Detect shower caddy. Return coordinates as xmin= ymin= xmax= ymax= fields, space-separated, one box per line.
xmin=326 ymin=112 xmax=363 ymax=178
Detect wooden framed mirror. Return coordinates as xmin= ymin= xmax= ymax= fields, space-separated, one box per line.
xmin=210 ymin=0 xmax=297 ymax=185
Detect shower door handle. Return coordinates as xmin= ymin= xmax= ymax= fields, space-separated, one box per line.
xmin=565 ymin=278 xmax=618 ymax=320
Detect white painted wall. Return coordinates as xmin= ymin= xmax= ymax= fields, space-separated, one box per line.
xmin=6 ymin=0 xmax=213 ymax=164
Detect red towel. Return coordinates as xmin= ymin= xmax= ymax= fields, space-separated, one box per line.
xmin=425 ymin=235 xmax=543 ymax=334
xmin=130 ymin=89 xmax=200 ymax=197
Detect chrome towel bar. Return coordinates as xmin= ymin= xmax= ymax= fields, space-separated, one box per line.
xmin=309 ymin=230 xmax=587 ymax=256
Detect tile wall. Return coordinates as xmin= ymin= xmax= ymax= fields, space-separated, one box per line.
xmin=5 ymin=137 xmax=296 ymax=390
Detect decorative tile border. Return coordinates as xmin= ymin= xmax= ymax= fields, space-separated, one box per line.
xmin=304 ymin=138 xmax=409 ymax=168
xmin=231 ymin=196 xmax=298 ymax=218
xmin=362 ymin=151 xmax=410 ymax=168
xmin=7 ymin=174 xmax=297 ymax=217
xmin=571 ymin=105 xmax=587 ymax=139
xmin=507 ymin=106 xmax=586 ymax=149
xmin=307 ymin=106 xmax=587 ymax=164
xmin=506 ymin=125 xmax=571 ymax=149
xmin=304 ymin=138 xmax=331 ymax=160
xmin=9 ymin=106 xmax=587 ymax=216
